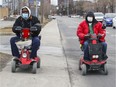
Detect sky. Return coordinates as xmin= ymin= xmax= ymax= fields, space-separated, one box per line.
xmin=0 ymin=0 xmax=2 ymax=5
xmin=51 ymin=0 xmax=58 ymax=5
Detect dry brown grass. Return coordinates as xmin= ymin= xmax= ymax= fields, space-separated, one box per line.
xmin=0 ymin=52 xmax=12 ymax=71
xmin=0 ymin=28 xmax=12 ymax=32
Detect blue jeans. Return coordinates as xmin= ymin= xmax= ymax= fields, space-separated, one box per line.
xmin=83 ymin=41 xmax=107 ymax=60
xmin=10 ymin=36 xmax=40 ymax=58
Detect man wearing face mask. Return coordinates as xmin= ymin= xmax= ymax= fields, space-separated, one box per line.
xmin=76 ymin=11 xmax=107 ymax=61
xmin=10 ymin=6 xmax=41 ymax=60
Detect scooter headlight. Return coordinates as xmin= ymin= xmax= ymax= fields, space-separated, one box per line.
xmin=22 ymin=53 xmax=27 ymax=58
xmin=92 ymin=55 xmax=99 ymax=59
xmin=93 ymin=55 xmax=96 ymax=58
xmin=95 ymin=55 xmax=99 ymax=58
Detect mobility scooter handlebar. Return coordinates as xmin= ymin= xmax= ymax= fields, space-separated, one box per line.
xmin=15 ymin=26 xmax=38 ymax=40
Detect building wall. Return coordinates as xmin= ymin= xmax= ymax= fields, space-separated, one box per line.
xmin=115 ymin=0 xmax=116 ymax=12
xmin=0 ymin=7 xmax=8 ymax=19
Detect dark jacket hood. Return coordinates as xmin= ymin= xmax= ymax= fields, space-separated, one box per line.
xmin=85 ymin=11 xmax=97 ymax=23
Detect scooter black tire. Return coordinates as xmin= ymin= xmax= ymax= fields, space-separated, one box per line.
xmin=32 ymin=62 xmax=37 ymax=74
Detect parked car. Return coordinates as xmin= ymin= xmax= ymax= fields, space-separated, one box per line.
xmin=94 ymin=12 xmax=104 ymax=22
xmin=68 ymin=15 xmax=80 ymax=18
xmin=113 ymin=17 xmax=116 ymax=29
xmin=48 ymin=15 xmax=56 ymax=19
xmin=103 ymin=13 xmax=116 ymax=26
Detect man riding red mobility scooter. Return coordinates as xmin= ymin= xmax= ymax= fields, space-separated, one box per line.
xmin=77 ymin=11 xmax=108 ymax=75
xmin=10 ymin=6 xmax=41 ymax=74
xmin=79 ymin=34 xmax=108 ymax=75
xmin=11 ymin=27 xmax=41 ymax=74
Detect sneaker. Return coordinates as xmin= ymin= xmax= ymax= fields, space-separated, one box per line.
xmin=13 ymin=57 xmax=19 ymax=60
xmin=30 ymin=58 xmax=36 ymax=62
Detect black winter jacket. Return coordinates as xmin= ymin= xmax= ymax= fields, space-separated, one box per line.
xmin=12 ymin=16 xmax=41 ymax=37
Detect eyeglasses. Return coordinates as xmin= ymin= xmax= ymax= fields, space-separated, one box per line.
xmin=22 ymin=11 xmax=28 ymax=13
xmin=22 ymin=8 xmax=28 ymax=13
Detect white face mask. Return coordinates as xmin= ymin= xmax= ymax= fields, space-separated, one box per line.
xmin=87 ymin=17 xmax=93 ymax=22
xmin=22 ymin=13 xmax=29 ymax=20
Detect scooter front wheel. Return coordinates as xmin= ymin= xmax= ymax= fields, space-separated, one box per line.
xmin=103 ymin=64 xmax=108 ymax=75
xmin=11 ymin=60 xmax=16 ymax=73
xmin=81 ymin=64 xmax=87 ymax=76
xmin=32 ymin=62 xmax=37 ymax=74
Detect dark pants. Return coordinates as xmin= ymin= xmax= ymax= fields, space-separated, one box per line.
xmin=83 ymin=41 xmax=107 ymax=60
xmin=10 ymin=36 xmax=40 ymax=58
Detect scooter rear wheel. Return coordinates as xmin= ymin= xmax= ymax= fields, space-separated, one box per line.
xmin=37 ymin=59 xmax=41 ymax=68
xmin=79 ymin=59 xmax=82 ymax=70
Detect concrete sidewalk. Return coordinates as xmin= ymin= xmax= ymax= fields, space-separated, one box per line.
xmin=0 ymin=20 xmax=71 ymax=87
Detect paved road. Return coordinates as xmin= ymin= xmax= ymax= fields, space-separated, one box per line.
xmin=57 ymin=16 xmax=116 ymax=87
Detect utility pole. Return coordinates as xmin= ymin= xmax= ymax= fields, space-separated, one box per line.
xmin=67 ymin=0 xmax=69 ymax=16
xmin=8 ymin=0 xmax=10 ymax=17
xmin=41 ymin=0 xmax=44 ymax=24
xmin=12 ymin=0 xmax=15 ymax=15
xmin=18 ymin=0 xmax=21 ymax=14
xmin=35 ymin=0 xmax=38 ymax=17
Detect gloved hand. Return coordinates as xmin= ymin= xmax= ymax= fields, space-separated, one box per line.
xmin=15 ymin=26 xmax=22 ymax=32
xmin=97 ymin=33 xmax=102 ymax=38
xmin=84 ymin=33 xmax=91 ymax=39
xmin=30 ymin=26 xmax=37 ymax=32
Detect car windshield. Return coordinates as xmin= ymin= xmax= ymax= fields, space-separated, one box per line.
xmin=94 ymin=13 xmax=104 ymax=17
xmin=105 ymin=13 xmax=116 ymax=18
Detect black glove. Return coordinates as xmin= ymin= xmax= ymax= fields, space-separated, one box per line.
xmin=15 ymin=26 xmax=22 ymax=33
xmin=30 ymin=26 xmax=38 ymax=32
xmin=97 ymin=33 xmax=102 ymax=38
xmin=84 ymin=34 xmax=90 ymax=39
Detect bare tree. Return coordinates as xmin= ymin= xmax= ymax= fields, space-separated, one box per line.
xmin=94 ymin=0 xmax=115 ymax=13
xmin=75 ymin=1 xmax=84 ymax=15
xmin=108 ymin=0 xmax=115 ymax=12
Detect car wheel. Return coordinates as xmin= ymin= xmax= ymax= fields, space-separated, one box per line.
xmin=113 ymin=26 xmax=116 ymax=29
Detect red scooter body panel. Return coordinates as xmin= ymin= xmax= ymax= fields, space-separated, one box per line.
xmin=81 ymin=57 xmax=106 ymax=65
xmin=22 ymin=28 xmax=30 ymax=39
xmin=18 ymin=28 xmax=40 ymax=65
xmin=19 ymin=50 xmax=40 ymax=65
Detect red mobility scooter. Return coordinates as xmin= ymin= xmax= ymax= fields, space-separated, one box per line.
xmin=79 ymin=34 xmax=108 ymax=76
xmin=11 ymin=28 xmax=41 ymax=74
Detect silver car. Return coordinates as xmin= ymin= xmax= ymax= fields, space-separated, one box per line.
xmin=94 ymin=12 xmax=104 ymax=22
